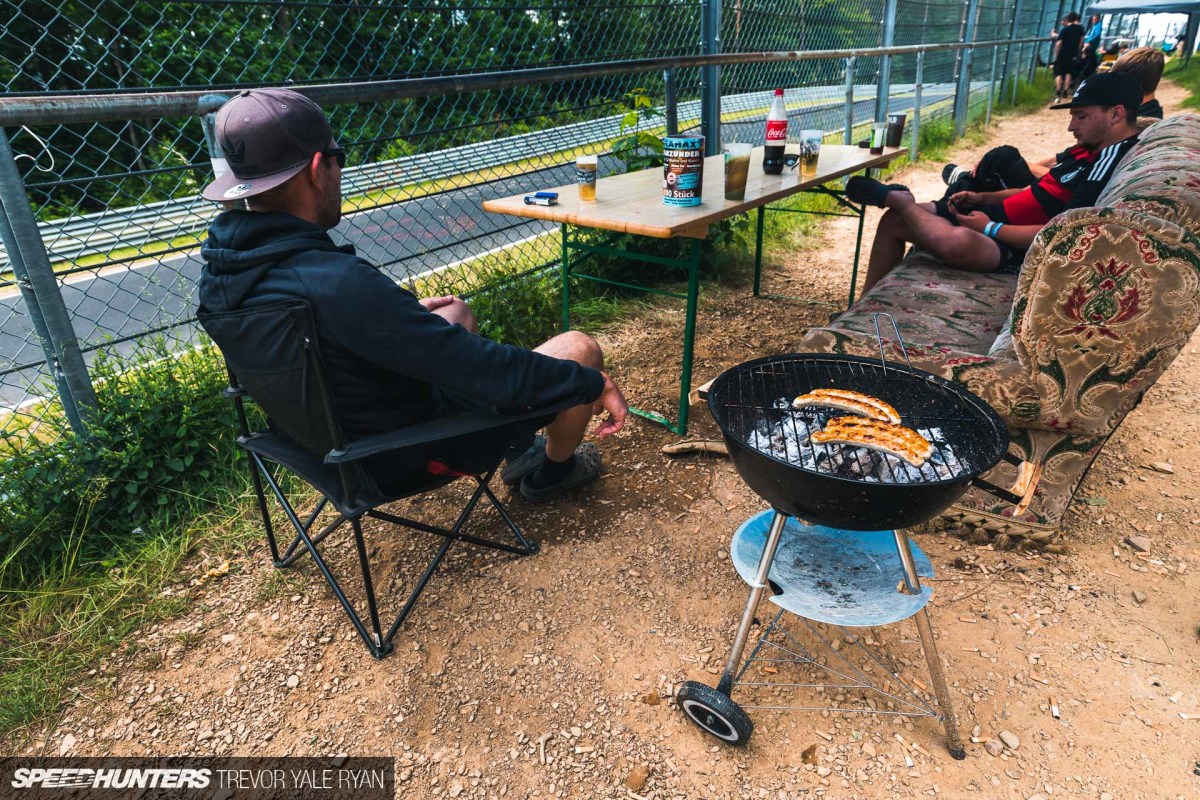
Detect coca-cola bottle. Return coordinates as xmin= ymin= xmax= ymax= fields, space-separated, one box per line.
xmin=762 ymin=88 xmax=787 ymax=175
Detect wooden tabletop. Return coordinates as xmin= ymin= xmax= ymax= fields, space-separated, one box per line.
xmin=482 ymin=145 xmax=906 ymax=239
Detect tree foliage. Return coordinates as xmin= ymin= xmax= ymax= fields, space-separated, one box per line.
xmin=0 ymin=0 xmax=880 ymax=218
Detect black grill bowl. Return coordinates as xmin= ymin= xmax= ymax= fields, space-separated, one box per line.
xmin=707 ymin=354 xmax=1009 ymax=531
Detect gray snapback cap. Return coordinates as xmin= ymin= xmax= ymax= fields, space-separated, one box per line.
xmin=202 ymin=88 xmax=334 ymax=202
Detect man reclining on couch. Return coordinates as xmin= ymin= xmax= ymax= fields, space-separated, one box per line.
xmin=848 ymin=72 xmax=1143 ymax=294
xmin=939 ymin=47 xmax=1164 ymax=196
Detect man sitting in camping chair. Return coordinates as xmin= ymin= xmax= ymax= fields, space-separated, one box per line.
xmin=198 ymin=89 xmax=627 ymax=502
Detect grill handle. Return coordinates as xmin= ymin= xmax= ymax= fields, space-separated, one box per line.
xmin=970 ymin=456 xmax=1042 ymax=516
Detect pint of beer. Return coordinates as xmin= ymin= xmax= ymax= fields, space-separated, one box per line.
xmin=576 ymin=155 xmax=598 ymax=201
xmin=799 ymin=129 xmax=822 ymax=177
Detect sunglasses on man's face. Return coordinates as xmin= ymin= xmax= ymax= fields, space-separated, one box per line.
xmin=323 ymin=147 xmax=346 ymax=169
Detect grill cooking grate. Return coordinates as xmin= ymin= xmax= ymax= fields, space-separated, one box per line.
xmin=712 ymin=354 xmax=1005 ymax=487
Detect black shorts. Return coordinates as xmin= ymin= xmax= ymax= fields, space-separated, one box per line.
xmin=1053 ymin=58 xmax=1080 ymax=77
xmin=426 ymin=390 xmax=554 ymax=475
xmin=368 ymin=392 xmax=555 ymax=495
xmin=931 ymin=201 xmax=1026 ymax=275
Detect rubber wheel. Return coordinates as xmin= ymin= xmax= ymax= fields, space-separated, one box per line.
xmin=676 ymin=680 xmax=753 ymax=746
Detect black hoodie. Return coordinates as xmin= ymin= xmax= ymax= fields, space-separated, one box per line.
xmin=199 ymin=210 xmax=604 ymax=443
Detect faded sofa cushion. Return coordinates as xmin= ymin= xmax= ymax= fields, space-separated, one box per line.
xmin=824 ymin=250 xmax=1017 ymax=355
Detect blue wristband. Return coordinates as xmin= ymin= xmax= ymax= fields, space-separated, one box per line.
xmin=983 ymin=222 xmax=996 ymax=238
xmin=992 ymin=222 xmax=1004 ymax=239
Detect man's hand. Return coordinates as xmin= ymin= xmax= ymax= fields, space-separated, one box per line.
xmin=953 ymin=209 xmax=991 ymax=233
xmin=591 ymin=371 xmax=628 ymax=438
xmin=949 ymin=190 xmax=982 ymax=211
xmin=419 ymin=295 xmax=458 ymax=312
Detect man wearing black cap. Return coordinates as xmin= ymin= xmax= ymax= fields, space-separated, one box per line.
xmin=845 ymin=71 xmax=1143 ymax=294
xmin=197 ymin=88 xmax=627 ymax=502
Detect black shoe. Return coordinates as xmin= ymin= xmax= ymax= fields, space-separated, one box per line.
xmin=519 ymin=442 xmax=602 ymax=502
xmin=500 ymin=435 xmax=546 ymax=487
xmin=845 ymin=176 xmax=910 ymax=208
xmin=942 ymin=164 xmax=970 ymax=186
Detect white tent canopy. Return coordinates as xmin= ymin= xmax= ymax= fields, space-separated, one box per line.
xmin=1087 ymin=0 xmax=1200 ymax=13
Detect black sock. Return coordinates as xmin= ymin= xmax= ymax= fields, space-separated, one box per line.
xmin=528 ymin=454 xmax=575 ymax=489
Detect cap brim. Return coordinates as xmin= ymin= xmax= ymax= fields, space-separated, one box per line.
xmin=201 ymin=162 xmax=308 ymax=202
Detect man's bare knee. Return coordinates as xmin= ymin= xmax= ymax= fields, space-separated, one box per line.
xmin=535 ymin=330 xmax=603 ymax=370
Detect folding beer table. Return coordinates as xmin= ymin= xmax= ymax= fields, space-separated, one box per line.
xmin=483 ymin=144 xmax=905 ymax=435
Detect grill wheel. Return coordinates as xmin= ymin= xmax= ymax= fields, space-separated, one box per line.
xmin=676 ymin=680 xmax=754 ymax=746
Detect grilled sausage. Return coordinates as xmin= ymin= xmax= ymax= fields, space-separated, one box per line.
xmin=792 ymin=388 xmax=901 ymax=425
xmin=810 ymin=416 xmax=933 ymax=468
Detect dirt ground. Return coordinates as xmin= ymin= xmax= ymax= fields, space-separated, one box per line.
xmin=18 ymin=83 xmax=1200 ymax=800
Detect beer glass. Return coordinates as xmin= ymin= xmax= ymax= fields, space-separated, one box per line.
xmin=723 ymin=143 xmax=752 ymax=201
xmin=798 ymin=129 xmax=823 ymax=177
xmin=576 ymin=155 xmax=598 ymax=200
xmin=869 ymin=123 xmax=887 ymax=155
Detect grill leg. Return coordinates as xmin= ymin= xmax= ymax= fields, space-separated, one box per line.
xmin=894 ymin=529 xmax=967 ymax=760
xmin=717 ymin=510 xmax=789 ymax=696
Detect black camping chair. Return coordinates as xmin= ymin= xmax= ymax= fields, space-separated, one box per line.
xmin=197 ymin=299 xmax=562 ymax=658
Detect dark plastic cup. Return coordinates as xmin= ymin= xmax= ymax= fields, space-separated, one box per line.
xmin=885 ymin=113 xmax=907 ymax=148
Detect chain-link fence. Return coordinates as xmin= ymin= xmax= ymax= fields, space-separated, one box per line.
xmin=0 ymin=0 xmax=1056 ymax=446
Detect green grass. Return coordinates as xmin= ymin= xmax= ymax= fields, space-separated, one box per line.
xmin=1165 ymin=56 xmax=1200 ymax=109
xmin=0 ymin=340 xmax=274 ymax=743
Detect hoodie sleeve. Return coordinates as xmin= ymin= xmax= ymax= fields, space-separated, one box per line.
xmin=303 ymin=259 xmax=605 ymax=411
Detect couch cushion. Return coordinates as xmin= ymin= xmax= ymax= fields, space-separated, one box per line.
xmin=826 ymin=250 xmax=1018 ymax=354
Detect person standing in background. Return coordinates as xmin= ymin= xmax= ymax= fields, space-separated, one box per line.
xmin=1053 ymin=13 xmax=1086 ymax=102
xmin=1084 ymin=14 xmax=1103 ymax=50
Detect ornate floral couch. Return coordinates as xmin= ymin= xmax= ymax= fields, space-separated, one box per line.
xmin=797 ymin=114 xmax=1200 ymax=549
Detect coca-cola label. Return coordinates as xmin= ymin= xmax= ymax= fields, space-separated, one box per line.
xmin=765 ymin=119 xmax=787 ymax=142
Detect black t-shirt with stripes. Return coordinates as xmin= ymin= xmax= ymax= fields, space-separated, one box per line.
xmin=1061 ymin=134 xmax=1139 ymax=211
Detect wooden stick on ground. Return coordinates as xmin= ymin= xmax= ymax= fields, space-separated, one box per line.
xmin=661 ymin=440 xmax=729 ymax=457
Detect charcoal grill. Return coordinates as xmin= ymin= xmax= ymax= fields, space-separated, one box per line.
xmin=677 ymin=316 xmax=1024 ymax=759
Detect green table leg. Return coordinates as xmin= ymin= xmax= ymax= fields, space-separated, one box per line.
xmin=560 ymin=223 xmax=572 ymax=331
xmin=753 ymin=205 xmax=766 ymax=297
xmin=848 ymin=203 xmax=866 ymax=308
xmin=627 ymin=238 xmax=701 ymax=436
xmin=677 ymin=238 xmax=702 ymax=435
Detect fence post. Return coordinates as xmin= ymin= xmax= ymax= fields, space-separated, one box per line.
xmin=875 ymin=0 xmax=899 ymax=123
xmin=1184 ymin=12 xmax=1199 ymax=66
xmin=910 ymin=50 xmax=924 ymax=162
xmin=953 ymin=0 xmax=982 ymax=137
xmin=700 ymin=0 xmax=721 ymax=156
xmin=843 ymin=57 xmax=856 ymax=145
xmin=1030 ymin=0 xmax=1049 ymax=84
xmin=1042 ymin=0 xmax=1057 ymax=76
xmin=1001 ymin=0 xmax=1023 ymax=107
xmin=199 ymin=93 xmax=231 ymax=184
xmin=986 ymin=45 xmax=1000 ymax=125
xmin=664 ymin=70 xmax=679 ymax=136
xmin=0 ymin=128 xmax=96 ymax=434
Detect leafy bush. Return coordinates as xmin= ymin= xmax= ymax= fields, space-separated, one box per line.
xmin=0 ymin=338 xmax=240 ymax=587
xmin=611 ymin=88 xmax=664 ymax=172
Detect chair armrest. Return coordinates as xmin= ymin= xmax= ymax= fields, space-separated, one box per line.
xmin=324 ymin=402 xmax=570 ymax=464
